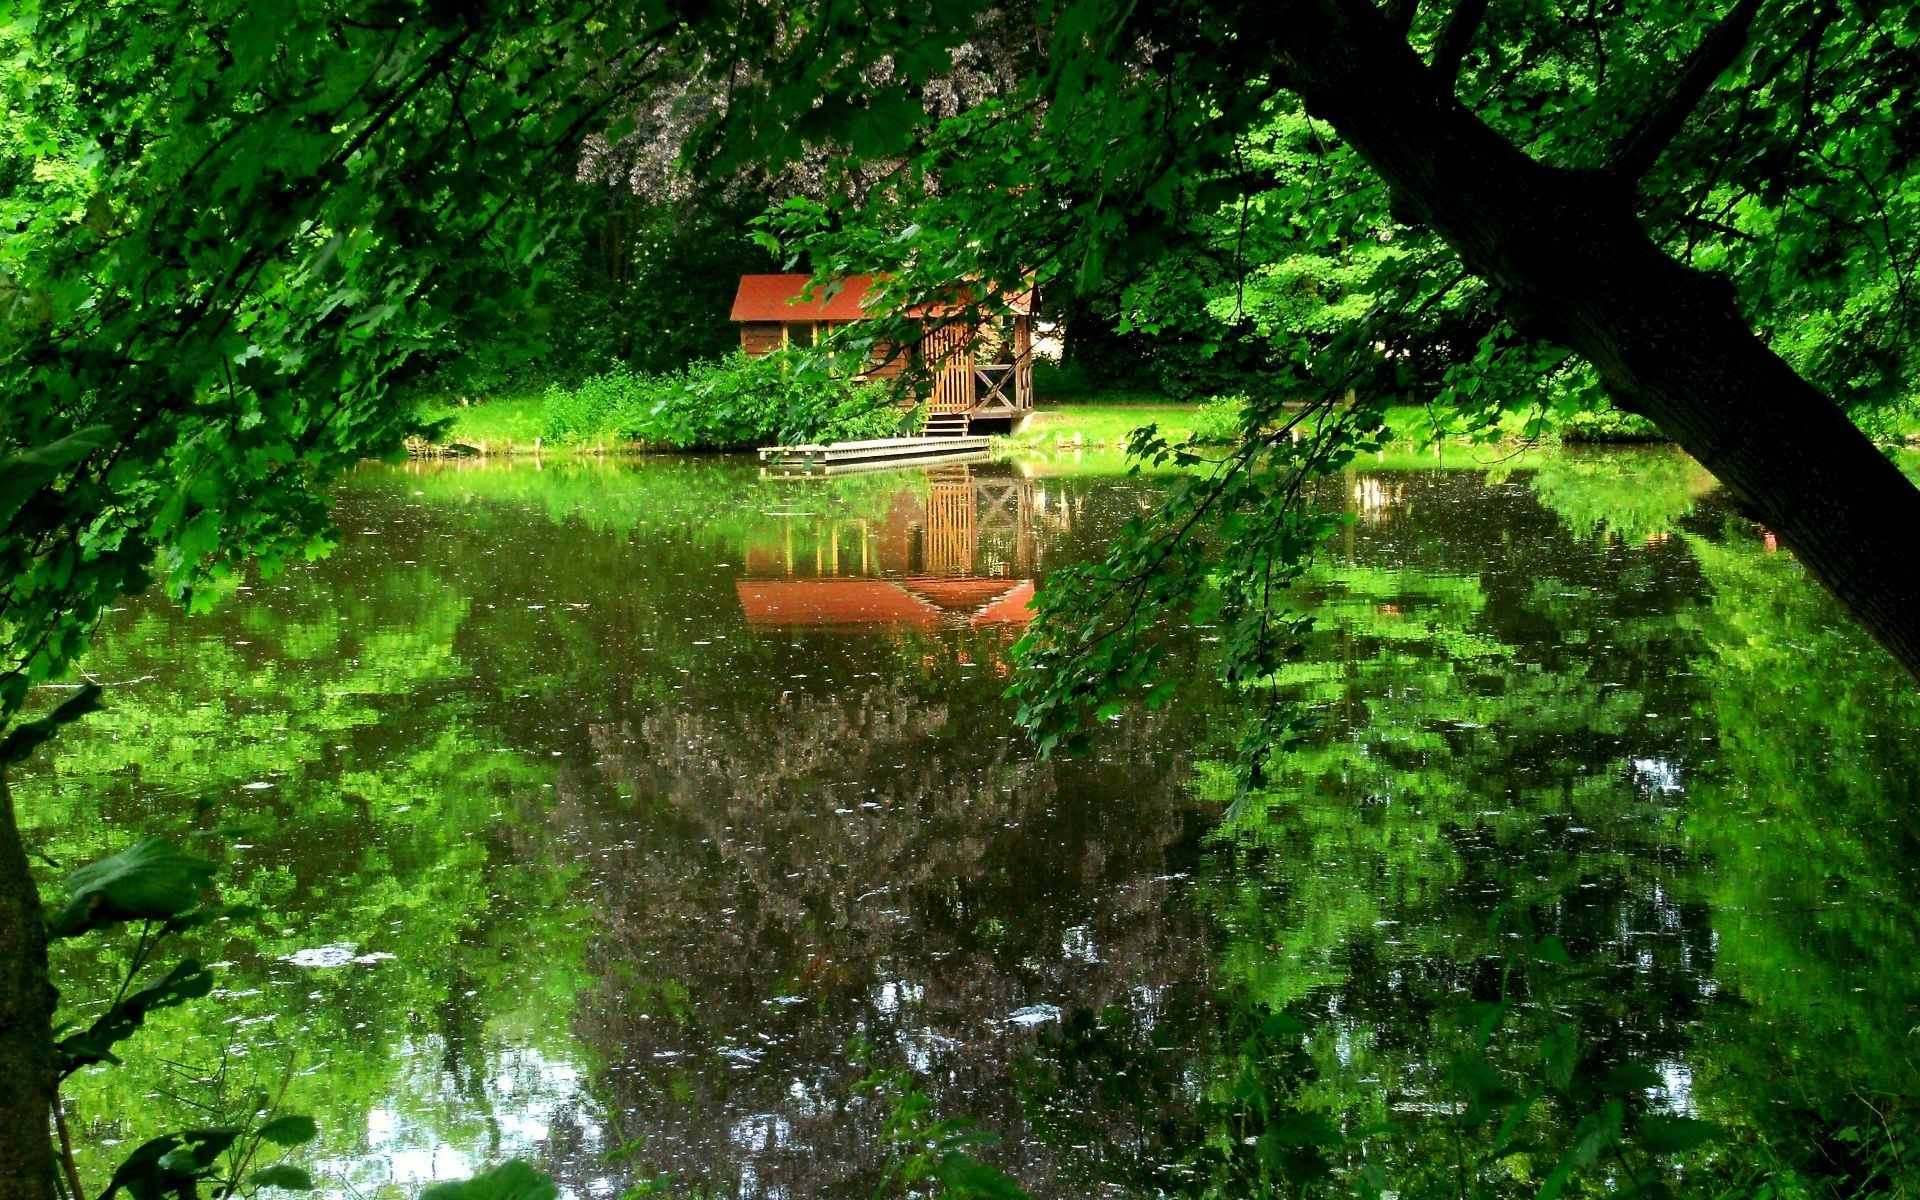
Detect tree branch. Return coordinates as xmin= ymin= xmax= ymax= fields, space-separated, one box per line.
xmin=1256 ymin=0 xmax=1920 ymax=684
xmin=1429 ymin=0 xmax=1490 ymax=89
xmin=1381 ymin=0 xmax=1420 ymax=37
xmin=1606 ymin=0 xmax=1764 ymax=181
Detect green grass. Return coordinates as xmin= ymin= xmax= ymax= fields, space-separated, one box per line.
xmin=417 ymin=389 xmax=657 ymax=454
xmin=419 ymin=389 xmax=1686 ymax=460
xmin=1001 ymin=401 xmax=1537 ymax=453
xmin=999 ymin=404 xmax=1205 ymax=450
xmin=419 ymin=391 xmax=552 ymax=452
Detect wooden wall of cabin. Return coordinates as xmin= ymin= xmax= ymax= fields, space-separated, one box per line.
xmin=740 ymin=321 xmax=783 ymax=356
xmin=739 ymin=320 xmax=926 ymax=406
xmin=864 ymin=339 xmax=908 ymax=381
xmin=1013 ymin=315 xmax=1033 ymax=410
xmin=862 ymin=339 xmax=927 ymax=409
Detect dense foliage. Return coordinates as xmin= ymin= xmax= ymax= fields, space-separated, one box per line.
xmin=411 ymin=188 xmax=781 ymax=400
xmin=538 ymin=353 xmax=914 ymax=450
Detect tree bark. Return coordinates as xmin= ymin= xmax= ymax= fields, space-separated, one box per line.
xmin=1256 ymin=0 xmax=1920 ymax=680
xmin=0 ymin=772 xmax=59 ymax=1200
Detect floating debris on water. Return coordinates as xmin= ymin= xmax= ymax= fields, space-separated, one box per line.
xmin=281 ymin=944 xmax=395 ymax=968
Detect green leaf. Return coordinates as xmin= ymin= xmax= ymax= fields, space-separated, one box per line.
xmin=936 ymin=1152 xmax=1031 ymax=1199
xmin=0 ymin=425 xmax=114 ymax=526
xmin=257 ymin=1114 xmax=320 ymax=1147
xmin=1633 ymin=1114 xmax=1721 ymax=1155
xmin=103 ymin=1129 xmax=241 ymax=1199
xmin=1532 ymin=933 xmax=1573 ymax=966
xmin=419 ymin=1162 xmax=559 ymax=1200
xmin=251 ymin=1164 xmax=317 ymax=1190
xmin=48 ymin=838 xmax=216 ymax=938
xmin=56 ymin=957 xmax=214 ymax=1074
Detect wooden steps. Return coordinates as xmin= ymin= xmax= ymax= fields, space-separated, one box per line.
xmin=923 ymin=411 xmax=970 ymax=438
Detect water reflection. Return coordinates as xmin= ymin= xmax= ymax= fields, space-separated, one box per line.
xmin=1028 ymin=459 xmax=1920 ymax=1197
xmin=549 ymin=463 xmax=1210 ymax=1196
xmin=736 ymin=466 xmax=1038 ymax=634
xmin=12 ymin=450 xmax=1919 ymax=1198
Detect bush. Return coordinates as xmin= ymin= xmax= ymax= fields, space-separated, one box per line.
xmin=1190 ymin=394 xmax=1249 ymax=443
xmin=540 ymin=367 xmax=645 ymax=443
xmin=539 ymin=352 xmax=915 ymax=450
xmin=1557 ymin=405 xmax=1665 ymax=443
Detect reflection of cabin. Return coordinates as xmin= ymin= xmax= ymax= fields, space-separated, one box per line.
xmin=730 ymin=274 xmax=1035 ymax=437
xmin=735 ymin=465 xmax=1039 ymax=633
xmin=735 ymin=578 xmax=1035 ymax=632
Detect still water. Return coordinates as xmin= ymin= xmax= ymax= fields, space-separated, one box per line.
xmin=16 ymin=449 xmax=1920 ymax=1197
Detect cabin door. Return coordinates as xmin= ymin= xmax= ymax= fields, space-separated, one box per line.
xmin=921 ymin=323 xmax=974 ymax=415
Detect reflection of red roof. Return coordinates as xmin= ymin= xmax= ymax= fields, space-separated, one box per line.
xmin=973 ymin=580 xmax=1036 ymax=625
xmin=737 ymin=579 xmax=939 ymax=629
xmin=731 ymin=274 xmax=1035 ymax=322
xmin=737 ymin=578 xmax=1035 ymax=631
xmin=731 ymin=275 xmax=878 ymax=322
xmin=900 ymin=577 xmax=1025 ymax=613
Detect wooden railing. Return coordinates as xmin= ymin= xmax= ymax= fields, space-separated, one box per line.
xmin=972 ymin=351 xmax=1033 ymax=410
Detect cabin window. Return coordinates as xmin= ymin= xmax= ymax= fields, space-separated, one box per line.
xmin=786 ymin=322 xmax=817 ymax=349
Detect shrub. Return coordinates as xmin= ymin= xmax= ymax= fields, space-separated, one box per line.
xmin=540 ymin=367 xmax=646 ymax=443
xmin=1557 ymin=405 xmax=1665 ymax=443
xmin=539 ymin=353 xmax=915 ymax=450
xmin=1190 ymin=394 xmax=1249 ymax=443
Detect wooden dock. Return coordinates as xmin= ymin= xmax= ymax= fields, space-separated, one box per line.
xmin=759 ymin=435 xmax=993 ymax=476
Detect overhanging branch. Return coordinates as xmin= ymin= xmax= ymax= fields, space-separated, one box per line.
xmin=1429 ymin=0 xmax=1490 ymax=89
xmin=1606 ymin=0 xmax=1764 ymax=181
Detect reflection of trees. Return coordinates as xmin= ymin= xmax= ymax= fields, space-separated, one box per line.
xmin=1234 ymin=471 xmax=1723 ymax=1181
xmin=1678 ymin=528 xmax=1920 ymax=1189
xmin=19 ymin=458 xmax=1207 ymax=1197
xmin=1020 ymin=466 xmax=1920 ymax=1196
xmin=1525 ymin=445 xmax=1714 ymax=545
xmin=51 ymin=454 xmax=1884 ymax=1198
xmin=556 ymin=627 xmax=1218 ymax=1198
xmin=351 ymin=457 xmax=1229 ymax=1196
xmin=13 ymin=486 xmax=594 ymax=1194
xmin=1027 ymin=467 xmax=1754 ymax=1194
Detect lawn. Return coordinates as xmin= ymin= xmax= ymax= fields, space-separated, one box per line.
xmin=1001 ymin=401 xmax=1533 ymax=454
xmin=414 ymin=390 xmax=1702 ymax=461
xmin=999 ymin=403 xmax=1205 ymax=449
xmin=418 ymin=391 xmax=554 ymax=453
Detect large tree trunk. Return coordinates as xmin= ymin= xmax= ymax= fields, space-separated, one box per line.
xmin=0 ymin=772 xmax=58 ymax=1199
xmin=1256 ymin=0 xmax=1920 ymax=679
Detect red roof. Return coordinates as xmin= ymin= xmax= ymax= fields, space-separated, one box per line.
xmin=731 ymin=274 xmax=1035 ymax=322
xmin=731 ymin=275 xmax=879 ymax=322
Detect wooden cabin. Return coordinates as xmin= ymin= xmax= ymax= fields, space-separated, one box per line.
xmin=730 ymin=273 xmax=1035 ymax=436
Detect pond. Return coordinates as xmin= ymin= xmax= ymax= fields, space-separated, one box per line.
xmin=15 ymin=447 xmax=1920 ymax=1197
